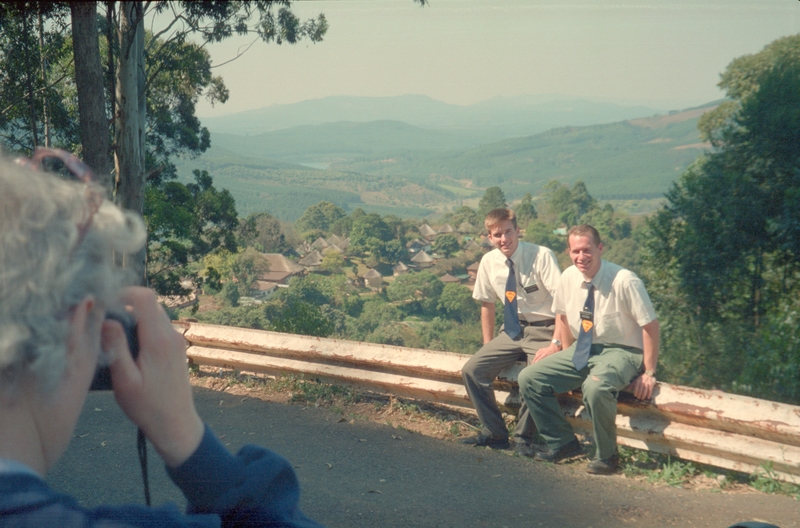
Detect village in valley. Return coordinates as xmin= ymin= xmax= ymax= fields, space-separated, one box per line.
xmin=252 ymin=220 xmax=485 ymax=300
xmin=162 ymin=183 xmax=632 ymax=356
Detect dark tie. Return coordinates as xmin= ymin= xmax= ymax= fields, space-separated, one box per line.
xmin=504 ymin=259 xmax=521 ymax=339
xmin=572 ymin=284 xmax=595 ymax=371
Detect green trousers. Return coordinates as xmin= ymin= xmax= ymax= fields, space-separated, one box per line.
xmin=518 ymin=343 xmax=643 ymax=460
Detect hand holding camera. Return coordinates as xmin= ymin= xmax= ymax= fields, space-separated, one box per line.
xmin=103 ymin=287 xmax=204 ymax=468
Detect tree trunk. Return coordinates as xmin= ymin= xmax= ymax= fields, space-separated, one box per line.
xmin=22 ymin=14 xmax=39 ymax=152
xmin=115 ymin=1 xmax=146 ymax=282
xmin=71 ymin=1 xmax=114 ymax=193
xmin=37 ymin=8 xmax=51 ymax=149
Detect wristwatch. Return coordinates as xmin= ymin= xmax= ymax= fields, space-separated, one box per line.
xmin=551 ymin=339 xmax=562 ymax=349
xmin=644 ymin=369 xmax=657 ymax=378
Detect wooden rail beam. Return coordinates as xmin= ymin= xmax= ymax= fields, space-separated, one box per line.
xmin=175 ymin=322 xmax=800 ymax=483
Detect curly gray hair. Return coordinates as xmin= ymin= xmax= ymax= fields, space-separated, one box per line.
xmin=0 ymin=155 xmax=145 ymax=395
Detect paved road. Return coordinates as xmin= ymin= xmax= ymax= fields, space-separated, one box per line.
xmin=48 ymin=388 xmax=799 ymax=527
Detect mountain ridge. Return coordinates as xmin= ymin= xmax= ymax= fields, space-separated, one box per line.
xmin=199 ymin=94 xmax=663 ymax=141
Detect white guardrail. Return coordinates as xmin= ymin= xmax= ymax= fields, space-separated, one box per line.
xmin=174 ymin=321 xmax=800 ymax=483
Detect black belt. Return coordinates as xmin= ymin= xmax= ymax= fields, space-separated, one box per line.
xmin=519 ymin=318 xmax=555 ymax=327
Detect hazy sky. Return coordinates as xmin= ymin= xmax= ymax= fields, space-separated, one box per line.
xmin=188 ymin=0 xmax=800 ymax=118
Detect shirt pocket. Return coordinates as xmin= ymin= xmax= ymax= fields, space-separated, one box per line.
xmin=595 ymin=312 xmax=624 ymax=341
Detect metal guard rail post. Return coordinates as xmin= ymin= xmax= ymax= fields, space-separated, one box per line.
xmin=174 ymin=322 xmax=800 ymax=483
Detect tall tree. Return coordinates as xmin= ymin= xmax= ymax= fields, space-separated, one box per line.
xmin=349 ymin=213 xmax=394 ymax=258
xmin=0 ymin=3 xmax=73 ymax=154
xmin=239 ymin=212 xmax=287 ymax=253
xmin=70 ymin=2 xmax=113 ymax=191
xmin=295 ymin=200 xmax=346 ymax=234
xmin=477 ymin=186 xmax=506 ymax=216
xmin=146 ymin=169 xmax=239 ymax=296
xmin=643 ymin=34 xmax=800 ymax=397
xmin=514 ymin=192 xmax=537 ymax=228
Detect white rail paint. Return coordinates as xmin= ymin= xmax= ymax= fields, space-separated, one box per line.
xmin=175 ymin=322 xmax=800 ymax=483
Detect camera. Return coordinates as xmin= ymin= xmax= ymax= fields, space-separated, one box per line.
xmin=90 ymin=311 xmax=139 ymax=391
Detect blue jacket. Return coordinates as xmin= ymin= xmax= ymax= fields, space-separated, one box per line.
xmin=0 ymin=426 xmax=323 ymax=527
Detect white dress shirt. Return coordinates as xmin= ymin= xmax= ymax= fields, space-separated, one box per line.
xmin=554 ymin=260 xmax=657 ymax=349
xmin=472 ymin=241 xmax=561 ymax=322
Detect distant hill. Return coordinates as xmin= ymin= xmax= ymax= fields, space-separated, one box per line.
xmin=173 ymin=146 xmax=443 ymax=221
xmin=200 ymin=94 xmax=662 ymax=142
xmin=180 ymin=101 xmax=718 ymax=221
xmin=210 ymin=120 xmax=484 ymax=164
xmin=330 ymin=103 xmax=718 ymax=200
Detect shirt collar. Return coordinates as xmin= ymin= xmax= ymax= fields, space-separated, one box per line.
xmin=505 ymin=241 xmax=526 ymax=264
xmin=580 ymin=259 xmax=606 ymax=290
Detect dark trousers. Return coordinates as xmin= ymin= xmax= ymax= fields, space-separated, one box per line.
xmin=461 ymin=321 xmax=555 ymax=442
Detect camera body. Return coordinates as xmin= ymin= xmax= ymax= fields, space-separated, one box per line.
xmin=90 ymin=311 xmax=139 ymax=391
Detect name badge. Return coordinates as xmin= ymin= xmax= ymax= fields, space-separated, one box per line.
xmin=524 ymin=284 xmax=539 ymax=294
xmin=580 ymin=310 xmax=593 ymax=321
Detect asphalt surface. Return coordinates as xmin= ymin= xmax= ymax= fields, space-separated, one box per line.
xmin=47 ymin=387 xmax=800 ymax=527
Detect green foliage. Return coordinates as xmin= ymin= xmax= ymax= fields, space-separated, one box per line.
xmin=525 ymin=221 xmax=566 ymax=254
xmin=219 ymin=281 xmax=241 ymax=307
xmin=230 ymin=247 xmax=270 ymax=294
xmin=544 ymin=180 xmax=596 ymax=227
xmin=647 ymin=457 xmax=698 ymax=488
xmin=294 ymin=200 xmax=346 ymax=235
xmin=146 ymin=169 xmax=239 ymax=295
xmin=438 ymin=283 xmax=480 ymax=323
xmin=320 ymin=250 xmax=346 ymax=274
xmin=262 ymin=274 xmax=358 ymax=338
xmin=478 ymin=186 xmax=506 ymax=216
xmin=238 ymin=212 xmax=286 ymax=253
xmin=735 ymin=298 xmax=800 ymax=404
xmin=514 ymin=193 xmax=537 ymax=228
xmin=750 ymin=462 xmax=800 ymax=498
xmin=144 ymin=30 xmax=220 ymax=176
xmin=281 ymin=377 xmax=357 ymax=406
xmin=642 ymin=34 xmax=800 ymax=403
xmin=415 ymin=317 xmax=482 ymax=352
xmin=601 ymin=237 xmax=640 ymax=275
xmin=265 ymin=296 xmax=333 ymax=337
xmin=193 ymin=304 xmax=269 ymax=329
xmin=0 ymin=4 xmax=75 ymax=154
xmin=349 ymin=213 xmax=393 ymax=257
xmin=386 ymin=271 xmax=444 ymax=315
xmin=442 ymin=206 xmax=480 ymax=231
xmin=619 ymin=448 xmax=700 ymax=488
xmin=432 ymin=234 xmax=459 ymax=258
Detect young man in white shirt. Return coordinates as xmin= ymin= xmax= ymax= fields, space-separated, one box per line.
xmin=518 ymin=224 xmax=659 ymax=474
xmin=461 ymin=208 xmax=565 ymax=456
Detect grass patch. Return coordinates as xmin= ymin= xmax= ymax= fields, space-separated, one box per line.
xmin=620 ymin=446 xmax=800 ymax=498
xmin=750 ymin=462 xmax=800 ymax=499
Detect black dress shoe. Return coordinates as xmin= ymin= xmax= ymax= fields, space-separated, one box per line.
xmin=460 ymin=434 xmax=510 ymax=449
xmin=514 ymin=441 xmax=536 ymax=458
xmin=586 ymin=453 xmax=619 ymax=475
xmin=534 ymin=437 xmax=583 ymax=463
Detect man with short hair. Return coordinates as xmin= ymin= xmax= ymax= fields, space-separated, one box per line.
xmin=461 ymin=208 xmax=564 ymax=456
xmin=518 ymin=224 xmax=659 ymax=474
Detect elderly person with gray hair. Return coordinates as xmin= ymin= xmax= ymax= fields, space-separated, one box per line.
xmin=0 ymin=151 xmax=322 ymax=527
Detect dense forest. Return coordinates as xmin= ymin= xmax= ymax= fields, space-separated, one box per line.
xmin=0 ymin=4 xmax=796 ymax=406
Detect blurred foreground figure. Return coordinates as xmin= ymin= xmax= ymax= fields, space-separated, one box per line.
xmin=0 ymin=153 xmax=322 ymax=527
